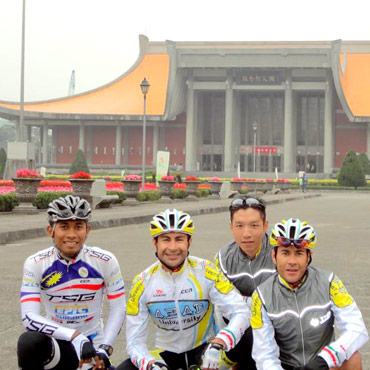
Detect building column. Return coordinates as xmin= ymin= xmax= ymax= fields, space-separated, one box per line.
xmin=185 ymin=75 xmax=196 ymax=171
xmin=153 ymin=125 xmax=159 ymax=165
xmin=324 ymin=74 xmax=334 ymax=174
xmin=115 ymin=123 xmax=121 ymax=166
xmin=224 ymin=75 xmax=234 ymax=172
xmin=51 ymin=128 xmax=56 ymax=164
xmin=87 ymin=127 xmax=93 ymax=164
xmin=122 ymin=127 xmax=128 ymax=166
xmin=42 ymin=124 xmax=48 ymax=164
xmin=79 ymin=121 xmax=85 ymax=151
xmin=283 ymin=74 xmax=294 ymax=173
xmin=26 ymin=125 xmax=32 ymax=142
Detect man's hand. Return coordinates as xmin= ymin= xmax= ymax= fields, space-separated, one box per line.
xmin=302 ymin=356 xmax=329 ymax=370
xmin=201 ymin=342 xmax=224 ymax=370
xmin=96 ymin=348 xmax=112 ymax=369
xmin=72 ymin=333 xmax=105 ymax=369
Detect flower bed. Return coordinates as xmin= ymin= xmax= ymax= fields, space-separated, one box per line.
xmin=0 ymin=186 xmax=15 ymax=194
xmin=0 ymin=180 xmax=15 ymax=187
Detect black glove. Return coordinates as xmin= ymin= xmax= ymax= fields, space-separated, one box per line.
xmin=71 ymin=333 xmax=96 ymax=361
xmin=149 ymin=361 xmax=169 ymax=370
xmin=302 ymin=356 xmax=329 ymax=370
xmin=96 ymin=348 xmax=112 ymax=369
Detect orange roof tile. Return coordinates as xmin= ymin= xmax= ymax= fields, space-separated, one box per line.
xmin=339 ymin=53 xmax=370 ymax=117
xmin=0 ymin=53 xmax=169 ymax=116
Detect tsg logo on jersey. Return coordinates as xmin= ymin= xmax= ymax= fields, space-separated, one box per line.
xmin=147 ymin=299 xmax=210 ymax=330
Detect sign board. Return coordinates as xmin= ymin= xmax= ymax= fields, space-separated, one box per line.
xmin=155 ymin=151 xmax=170 ymax=183
xmin=7 ymin=142 xmax=35 ymax=160
xmin=236 ymin=70 xmax=281 ymax=85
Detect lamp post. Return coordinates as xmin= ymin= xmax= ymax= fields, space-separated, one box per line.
xmin=19 ymin=0 xmax=26 ymax=141
xmin=140 ymin=77 xmax=150 ymax=192
xmin=252 ymin=121 xmax=258 ymax=172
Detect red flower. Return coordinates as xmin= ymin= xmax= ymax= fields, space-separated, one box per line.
xmin=124 ymin=174 xmax=142 ymax=180
xmin=209 ymin=176 xmax=221 ymax=181
xmin=15 ymin=168 xmax=42 ymax=178
xmin=185 ymin=175 xmax=199 ymax=181
xmin=70 ymin=171 xmax=91 ymax=179
xmin=161 ymin=175 xmax=175 ymax=181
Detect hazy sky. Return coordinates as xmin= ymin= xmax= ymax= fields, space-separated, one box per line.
xmin=0 ymin=0 xmax=369 ymax=102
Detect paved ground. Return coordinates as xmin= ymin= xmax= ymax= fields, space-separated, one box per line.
xmin=1 ymin=192 xmax=369 ymax=369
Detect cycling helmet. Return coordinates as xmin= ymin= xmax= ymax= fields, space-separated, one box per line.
xmin=47 ymin=195 xmax=91 ymax=225
xmin=150 ymin=209 xmax=194 ymax=238
xmin=269 ymin=218 xmax=316 ymax=250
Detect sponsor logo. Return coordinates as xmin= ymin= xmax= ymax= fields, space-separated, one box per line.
xmin=47 ymin=292 xmax=96 ymax=303
xmin=310 ymin=311 xmax=332 ymax=327
xmin=42 ymin=271 xmax=63 ymax=288
xmin=148 ymin=300 xmax=210 ymax=330
xmin=32 ymin=250 xmax=53 ymax=263
xmin=181 ymin=288 xmax=192 ymax=294
xmin=78 ymin=267 xmax=89 ymax=278
xmin=154 ymin=289 xmax=166 ymax=297
xmin=23 ymin=314 xmax=57 ymax=336
xmin=88 ymin=250 xmax=112 ymax=262
xmin=54 ymin=305 xmax=89 ymax=320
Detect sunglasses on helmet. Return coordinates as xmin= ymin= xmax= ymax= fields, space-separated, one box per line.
xmin=276 ymin=237 xmax=309 ymax=248
xmin=229 ymin=197 xmax=265 ymax=212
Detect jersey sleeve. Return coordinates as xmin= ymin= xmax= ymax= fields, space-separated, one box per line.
xmin=205 ymin=261 xmax=249 ymax=351
xmin=126 ymin=274 xmax=155 ymax=370
xmin=250 ymin=290 xmax=284 ymax=370
xmin=317 ymin=275 xmax=369 ymax=368
xmin=20 ymin=257 xmax=75 ymax=341
xmin=101 ymin=253 xmax=126 ymax=346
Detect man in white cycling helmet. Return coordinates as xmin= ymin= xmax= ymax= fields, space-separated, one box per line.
xmin=251 ymin=218 xmax=368 ymax=370
xmin=17 ymin=195 xmax=126 ymax=370
xmin=116 ymin=209 xmax=249 ymax=370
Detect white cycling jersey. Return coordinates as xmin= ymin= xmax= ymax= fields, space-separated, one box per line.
xmin=126 ymin=256 xmax=250 ymax=370
xmin=20 ymin=245 xmax=126 ymax=347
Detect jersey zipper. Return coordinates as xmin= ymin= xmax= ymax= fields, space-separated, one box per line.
xmin=293 ymin=291 xmax=306 ymax=365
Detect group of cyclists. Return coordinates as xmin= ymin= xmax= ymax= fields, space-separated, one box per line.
xmin=17 ymin=194 xmax=368 ymax=370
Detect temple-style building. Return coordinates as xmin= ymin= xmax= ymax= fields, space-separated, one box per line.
xmin=1 ymin=36 xmax=369 ymax=175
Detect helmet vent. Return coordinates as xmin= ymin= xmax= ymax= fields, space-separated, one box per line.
xmin=289 ymin=226 xmax=296 ymax=239
xmin=169 ymin=213 xmax=175 ymax=228
xmin=178 ymin=219 xmax=186 ymax=229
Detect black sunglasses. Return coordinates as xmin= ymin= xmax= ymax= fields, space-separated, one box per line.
xmin=229 ymin=197 xmax=265 ymax=212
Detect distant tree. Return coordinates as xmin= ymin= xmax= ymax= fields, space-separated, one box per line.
xmin=338 ymin=150 xmax=366 ymax=189
xmin=0 ymin=122 xmax=16 ymax=149
xmin=69 ymin=149 xmax=90 ymax=175
xmin=357 ymin=153 xmax=370 ymax=175
xmin=0 ymin=147 xmax=7 ymax=179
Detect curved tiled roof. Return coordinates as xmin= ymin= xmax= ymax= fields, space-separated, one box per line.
xmin=339 ymin=53 xmax=370 ymax=118
xmin=0 ymin=53 xmax=169 ymax=117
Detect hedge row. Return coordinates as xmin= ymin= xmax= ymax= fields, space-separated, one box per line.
xmin=32 ymin=191 xmax=73 ymax=209
xmin=0 ymin=193 xmax=19 ymax=212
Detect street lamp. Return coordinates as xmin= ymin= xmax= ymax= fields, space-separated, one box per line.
xmin=252 ymin=121 xmax=258 ymax=172
xmin=140 ymin=77 xmax=150 ymax=191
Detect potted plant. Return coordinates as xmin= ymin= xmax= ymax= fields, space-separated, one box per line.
xmin=207 ymin=176 xmax=223 ymax=199
xmin=12 ymin=168 xmax=43 ymax=213
xmin=69 ymin=171 xmax=95 ymax=202
xmin=158 ymin=175 xmax=176 ymax=202
xmin=230 ymin=177 xmax=246 ymax=192
xmin=184 ymin=175 xmax=200 ymax=201
xmin=122 ymin=174 xmax=142 ymax=206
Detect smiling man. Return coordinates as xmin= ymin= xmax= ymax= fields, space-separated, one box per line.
xmin=214 ymin=196 xmax=276 ymax=370
xmin=251 ymin=218 xmax=369 ymax=370
xmin=116 ymin=209 xmax=249 ymax=370
xmin=17 ymin=195 xmax=126 ymax=370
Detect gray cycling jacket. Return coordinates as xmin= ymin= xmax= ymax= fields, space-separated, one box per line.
xmin=215 ymin=233 xmax=276 ymax=297
xmin=252 ymin=265 xmax=369 ymax=369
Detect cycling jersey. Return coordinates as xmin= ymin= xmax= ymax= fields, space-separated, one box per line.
xmin=215 ymin=234 xmax=276 ymax=299
xmin=20 ymin=245 xmax=126 ymax=347
xmin=251 ymin=266 xmax=369 ymax=369
xmin=126 ymin=256 xmax=250 ymax=370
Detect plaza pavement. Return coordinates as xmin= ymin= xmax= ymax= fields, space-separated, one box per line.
xmin=0 ymin=191 xmax=320 ymax=245
xmin=2 ymin=191 xmax=370 ymax=369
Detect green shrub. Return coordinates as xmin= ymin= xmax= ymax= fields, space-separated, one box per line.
xmin=239 ymin=189 xmax=249 ymax=194
xmin=69 ymin=149 xmax=90 ymax=175
xmin=358 ymin=153 xmax=370 ymax=175
xmin=32 ymin=191 xmax=72 ymax=209
xmin=0 ymin=147 xmax=6 ymax=179
xmin=338 ymin=150 xmax=366 ymax=189
xmin=196 ymin=188 xmax=211 ymax=198
xmin=106 ymin=190 xmax=126 ymax=204
xmin=172 ymin=189 xmax=187 ymax=199
xmin=136 ymin=190 xmax=161 ymax=202
xmin=0 ymin=193 xmax=19 ymax=212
